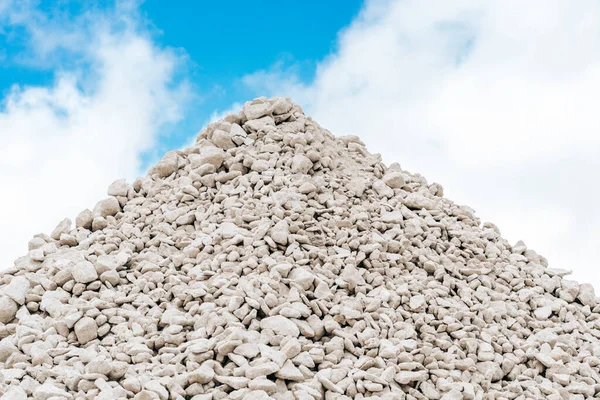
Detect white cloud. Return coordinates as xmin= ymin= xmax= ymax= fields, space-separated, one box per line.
xmin=0 ymin=1 xmax=189 ymax=269
xmin=243 ymin=0 xmax=600 ymax=287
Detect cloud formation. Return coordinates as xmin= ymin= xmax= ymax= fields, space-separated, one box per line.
xmin=0 ymin=1 xmax=189 ymax=269
xmin=243 ymin=0 xmax=600 ymax=286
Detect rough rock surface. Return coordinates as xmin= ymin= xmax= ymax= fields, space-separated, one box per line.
xmin=1 ymin=97 xmax=599 ymax=400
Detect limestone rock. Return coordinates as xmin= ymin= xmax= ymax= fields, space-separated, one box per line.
xmin=289 ymin=267 xmax=315 ymax=291
xmin=51 ymin=218 xmax=72 ymax=240
xmin=75 ymin=209 xmax=93 ymax=229
xmin=108 ymin=179 xmax=129 ymax=197
xmin=33 ymin=381 xmax=70 ymax=400
xmin=2 ymin=386 xmax=27 ymax=400
xmin=93 ymin=197 xmax=121 ymax=217
xmin=291 ymin=154 xmax=313 ymax=174
xmin=1 ymin=97 xmax=599 ymax=400
xmin=71 ymin=260 xmax=98 ymax=283
xmin=382 ymin=171 xmax=405 ymax=189
xmin=260 ymin=316 xmax=300 ymax=337
xmin=372 ymin=180 xmax=393 ymax=198
xmin=269 ymin=220 xmax=290 ymax=246
xmin=190 ymin=146 xmax=226 ymax=169
xmin=150 ymin=151 xmax=179 ymax=177
xmin=578 ymin=283 xmax=596 ymax=306
xmin=74 ymin=316 xmax=98 ymax=344
xmin=244 ymin=101 xmax=272 ymax=120
xmin=212 ymin=129 xmax=236 ymax=150
xmin=0 ymin=296 xmax=17 ymax=323
xmin=395 ymin=370 xmax=428 ymax=384
xmin=4 ymin=276 xmax=29 ymax=305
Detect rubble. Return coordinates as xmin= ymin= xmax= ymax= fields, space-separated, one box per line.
xmin=1 ymin=96 xmax=599 ymax=399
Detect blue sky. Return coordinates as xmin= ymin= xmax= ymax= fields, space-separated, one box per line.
xmin=139 ymin=0 xmax=363 ymax=160
xmin=1 ymin=0 xmax=600 ymax=289
xmin=0 ymin=0 xmax=363 ymax=165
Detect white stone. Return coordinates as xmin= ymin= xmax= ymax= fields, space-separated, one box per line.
xmin=578 ymin=283 xmax=596 ymax=307
xmin=93 ymin=197 xmax=121 ymax=217
xmin=100 ymin=270 xmax=120 ymax=286
xmin=289 ymin=267 xmax=315 ymax=290
xmin=108 ymin=179 xmax=129 ymax=196
xmin=409 ymin=294 xmax=426 ymax=310
xmin=372 ymin=180 xmax=394 ymax=198
xmin=188 ymin=364 xmax=214 ymax=384
xmin=394 ymin=371 xmax=428 ymax=384
xmin=230 ymin=123 xmax=247 ymax=138
xmin=76 ymin=209 xmax=93 ymax=229
xmin=441 ymin=389 xmax=463 ymax=400
xmin=51 ymin=218 xmax=72 ymax=240
xmin=269 ymin=220 xmax=290 ymax=246
xmin=251 ymin=159 xmax=270 ymax=172
xmin=150 ymin=151 xmax=179 ymax=177
xmin=380 ymin=211 xmax=403 ymax=223
xmin=74 ymin=316 xmax=98 ymax=344
xmin=291 ymin=154 xmax=313 ymax=174
xmin=72 ymin=260 xmax=98 ymax=283
xmin=4 ymin=276 xmax=29 ymax=305
xmin=245 ymin=362 xmax=280 ymax=379
xmin=535 ymin=353 xmax=556 ymax=367
xmin=534 ymin=306 xmax=552 ymax=320
xmin=298 ymin=182 xmax=317 ymax=194
xmin=216 ymin=375 xmax=249 ymax=389
xmin=260 ymin=316 xmax=299 ymax=337
xmin=272 ymin=97 xmax=293 ymax=114
xmin=244 ymin=390 xmax=271 ymax=400
xmin=0 ymin=339 xmax=18 ymax=362
xmin=144 ymin=381 xmax=169 ymax=400
xmin=476 ymin=361 xmax=504 ymax=382
xmin=560 ymin=279 xmax=580 ymax=302
xmin=212 ymin=129 xmax=236 ymax=149
xmin=382 ymin=171 xmax=405 ymax=189
xmin=190 ymin=146 xmax=226 ymax=169
xmin=0 ymin=296 xmax=18 ymax=323
xmin=248 ymin=377 xmax=277 ymax=393
xmin=234 ymin=343 xmax=260 ymax=358
xmin=243 ymin=102 xmax=272 ymax=120
xmin=347 ymin=178 xmax=366 ymax=197
xmin=281 ymin=338 xmax=301 ymax=359
xmin=34 ymin=381 xmax=70 ymax=400
xmin=2 ymin=386 xmax=27 ymax=400
xmin=275 ymin=360 xmax=304 ymax=381
xmin=404 ymin=192 xmax=436 ymax=209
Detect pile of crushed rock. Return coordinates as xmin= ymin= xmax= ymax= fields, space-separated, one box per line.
xmin=0 ymin=97 xmax=599 ymax=400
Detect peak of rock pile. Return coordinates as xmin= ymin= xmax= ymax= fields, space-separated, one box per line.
xmin=1 ymin=97 xmax=599 ymax=400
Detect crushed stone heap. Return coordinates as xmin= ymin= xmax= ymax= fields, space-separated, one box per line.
xmin=1 ymin=97 xmax=599 ymax=400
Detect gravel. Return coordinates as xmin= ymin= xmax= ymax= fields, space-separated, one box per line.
xmin=1 ymin=96 xmax=599 ymax=399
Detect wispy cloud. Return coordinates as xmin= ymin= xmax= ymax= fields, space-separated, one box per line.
xmin=243 ymin=0 xmax=600 ymax=286
xmin=0 ymin=1 xmax=190 ymax=269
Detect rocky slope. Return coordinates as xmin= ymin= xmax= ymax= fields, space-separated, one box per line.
xmin=0 ymin=97 xmax=598 ymax=400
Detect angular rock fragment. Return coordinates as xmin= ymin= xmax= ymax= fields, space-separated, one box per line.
xmin=291 ymin=154 xmax=313 ymax=174
xmin=260 ymin=315 xmax=300 ymax=337
xmin=71 ymin=260 xmax=98 ymax=283
xmin=75 ymin=209 xmax=93 ymax=229
xmin=0 ymin=296 xmax=17 ymax=323
xmin=382 ymin=170 xmax=405 ymax=189
xmin=74 ymin=316 xmax=98 ymax=344
xmin=4 ymin=276 xmax=29 ymax=305
xmin=50 ymin=218 xmax=72 ymax=240
xmin=108 ymin=179 xmax=129 ymax=197
xmin=190 ymin=146 xmax=226 ymax=169
xmin=150 ymin=151 xmax=179 ymax=177
xmin=93 ymin=197 xmax=121 ymax=217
